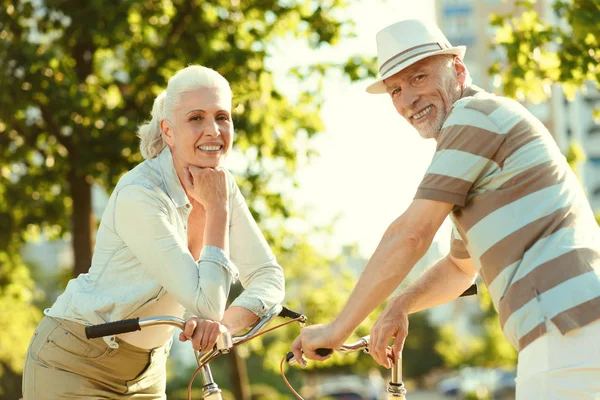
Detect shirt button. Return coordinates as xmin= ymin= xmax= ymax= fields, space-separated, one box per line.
xmin=185 ymin=204 xmax=191 ymax=209
xmin=184 ymin=225 xmax=187 ymax=230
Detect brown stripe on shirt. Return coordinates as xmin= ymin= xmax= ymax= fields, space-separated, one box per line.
xmin=450 ymin=240 xmax=470 ymax=259
xmin=551 ymin=295 xmax=600 ymax=334
xmin=419 ymin=173 xmax=473 ymax=198
xmin=464 ymin=97 xmax=502 ymax=116
xmin=453 ymin=161 xmax=566 ymax=233
xmin=498 ymin=248 xmax=597 ymax=328
xmin=452 ymin=218 xmax=470 ymax=247
xmin=450 ymin=237 xmax=470 ymax=259
xmin=502 ymin=119 xmax=545 ymax=156
xmin=517 ymin=321 xmax=547 ymax=350
xmin=415 ymin=187 xmax=467 ymax=207
xmin=484 ymin=118 xmax=548 ymax=170
xmin=479 ymin=206 xmax=577 ymax=286
xmin=437 ymin=124 xmax=506 ymax=164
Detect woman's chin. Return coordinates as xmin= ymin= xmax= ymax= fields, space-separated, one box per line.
xmin=191 ymin=160 xmax=222 ymax=169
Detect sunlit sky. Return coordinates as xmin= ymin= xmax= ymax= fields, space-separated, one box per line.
xmin=268 ymin=0 xmax=452 ymax=258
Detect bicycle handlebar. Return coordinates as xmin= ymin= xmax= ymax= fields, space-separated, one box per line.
xmin=278 ymin=307 xmax=306 ymax=320
xmin=285 ymin=335 xmax=370 ymax=363
xmin=460 ymin=283 xmax=478 ymax=297
xmin=85 ymin=305 xmax=306 ymax=340
xmin=284 ymin=283 xmax=478 ymax=362
xmin=284 ymin=335 xmax=406 ymax=399
xmin=85 ymin=318 xmax=143 ymax=338
xmin=86 ymin=285 xmax=476 ymax=340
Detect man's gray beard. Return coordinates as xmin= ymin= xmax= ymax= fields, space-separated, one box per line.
xmin=416 ymin=109 xmax=446 ymax=139
xmin=416 ymin=79 xmax=463 ymax=139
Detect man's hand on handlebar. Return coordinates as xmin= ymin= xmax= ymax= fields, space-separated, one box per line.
xmin=369 ymin=296 xmax=409 ymax=369
xmin=179 ymin=317 xmax=227 ymax=353
xmin=290 ymin=323 xmax=344 ymax=366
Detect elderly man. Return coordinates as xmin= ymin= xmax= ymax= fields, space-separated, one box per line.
xmin=291 ymin=19 xmax=600 ymax=399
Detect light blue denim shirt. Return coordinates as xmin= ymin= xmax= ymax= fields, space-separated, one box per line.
xmin=46 ymin=147 xmax=285 ymax=329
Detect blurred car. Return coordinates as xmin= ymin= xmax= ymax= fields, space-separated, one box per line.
xmin=304 ymin=371 xmax=387 ymax=400
xmin=438 ymin=367 xmax=516 ymax=399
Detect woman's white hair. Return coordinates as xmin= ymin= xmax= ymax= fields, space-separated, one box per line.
xmin=137 ymin=65 xmax=232 ymax=159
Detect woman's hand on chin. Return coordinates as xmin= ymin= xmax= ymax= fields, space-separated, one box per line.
xmin=183 ymin=166 xmax=229 ymax=213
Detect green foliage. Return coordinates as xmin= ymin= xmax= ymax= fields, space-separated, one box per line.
xmin=248 ymin=383 xmax=292 ymax=400
xmin=0 ymin=0 xmax=379 ymax=394
xmin=0 ymin=0 xmax=380 ymax=396
xmin=0 ymin=0 xmax=366 ymax=251
xmin=565 ymin=141 xmax=587 ymax=167
xmin=565 ymin=141 xmax=587 ymax=180
xmin=244 ymin=230 xmax=382 ymax=373
xmin=489 ymin=0 xmax=600 ymax=102
xmin=436 ymin=285 xmax=517 ymax=369
xmin=168 ymin=387 xmax=234 ymax=400
xmin=0 ymin=251 xmax=42 ymax=397
xmin=402 ymin=312 xmax=444 ymax=381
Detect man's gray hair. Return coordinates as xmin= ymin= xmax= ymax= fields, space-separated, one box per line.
xmin=137 ymin=65 xmax=232 ymax=159
xmin=438 ymin=54 xmax=472 ymax=87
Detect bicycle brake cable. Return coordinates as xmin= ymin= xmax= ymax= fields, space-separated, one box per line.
xmin=187 ymin=317 xmax=305 ymax=400
xmin=280 ymin=355 xmax=304 ymax=399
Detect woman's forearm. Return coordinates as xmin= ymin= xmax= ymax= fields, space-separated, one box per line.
xmin=220 ymin=306 xmax=259 ymax=334
xmin=204 ymin=208 xmax=229 ymax=252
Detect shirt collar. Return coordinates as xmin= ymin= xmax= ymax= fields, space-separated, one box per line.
xmin=157 ymin=147 xmax=190 ymax=208
xmin=462 ymin=84 xmax=485 ymax=98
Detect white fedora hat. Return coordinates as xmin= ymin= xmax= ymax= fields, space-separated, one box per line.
xmin=366 ymin=19 xmax=466 ymax=94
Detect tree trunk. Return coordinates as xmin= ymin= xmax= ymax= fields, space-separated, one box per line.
xmin=2 ymin=362 xmax=23 ymax=400
xmin=229 ymin=347 xmax=251 ymax=400
xmin=69 ymin=171 xmax=95 ymax=277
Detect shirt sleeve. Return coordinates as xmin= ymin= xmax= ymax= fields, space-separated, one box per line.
xmin=450 ymin=224 xmax=470 ymax=259
xmin=113 ymin=184 xmax=232 ymax=321
xmin=226 ymin=171 xmax=285 ymax=317
xmin=415 ymin=100 xmax=507 ymax=207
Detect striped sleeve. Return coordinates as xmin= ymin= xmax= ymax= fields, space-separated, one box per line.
xmin=415 ymin=98 xmax=507 ymax=207
xmin=450 ymin=225 xmax=470 ymax=259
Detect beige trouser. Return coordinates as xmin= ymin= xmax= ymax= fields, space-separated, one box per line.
xmin=516 ymin=318 xmax=600 ymax=399
xmin=22 ymin=316 xmax=171 ymax=399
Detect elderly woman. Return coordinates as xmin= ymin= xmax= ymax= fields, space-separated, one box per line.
xmin=22 ymin=65 xmax=285 ymax=399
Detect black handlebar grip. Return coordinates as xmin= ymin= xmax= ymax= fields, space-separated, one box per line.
xmin=459 ymin=284 xmax=478 ymax=297
xmin=285 ymin=351 xmax=295 ymax=362
xmin=85 ymin=318 xmax=141 ymax=339
xmin=286 ymin=348 xmax=332 ymax=364
xmin=278 ymin=307 xmax=304 ymax=320
xmin=316 ymin=348 xmax=333 ymax=357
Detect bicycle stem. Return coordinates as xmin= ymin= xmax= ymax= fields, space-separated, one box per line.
xmin=198 ymin=366 xmax=222 ymax=398
xmin=387 ymin=355 xmax=407 ymax=398
xmin=336 ymin=336 xmax=406 ymax=398
xmin=193 ymin=304 xmax=291 ymax=399
xmin=284 ymin=336 xmax=407 ymax=399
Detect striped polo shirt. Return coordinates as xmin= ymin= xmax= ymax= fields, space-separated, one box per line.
xmin=415 ymin=87 xmax=600 ymax=351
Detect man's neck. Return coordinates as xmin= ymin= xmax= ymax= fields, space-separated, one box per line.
xmin=460 ymin=84 xmax=482 ymax=99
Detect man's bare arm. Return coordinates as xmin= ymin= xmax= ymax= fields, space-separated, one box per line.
xmin=368 ymin=253 xmax=477 ymax=366
xmin=330 ymin=199 xmax=454 ymax=340
xmin=394 ymin=254 xmax=477 ymax=314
